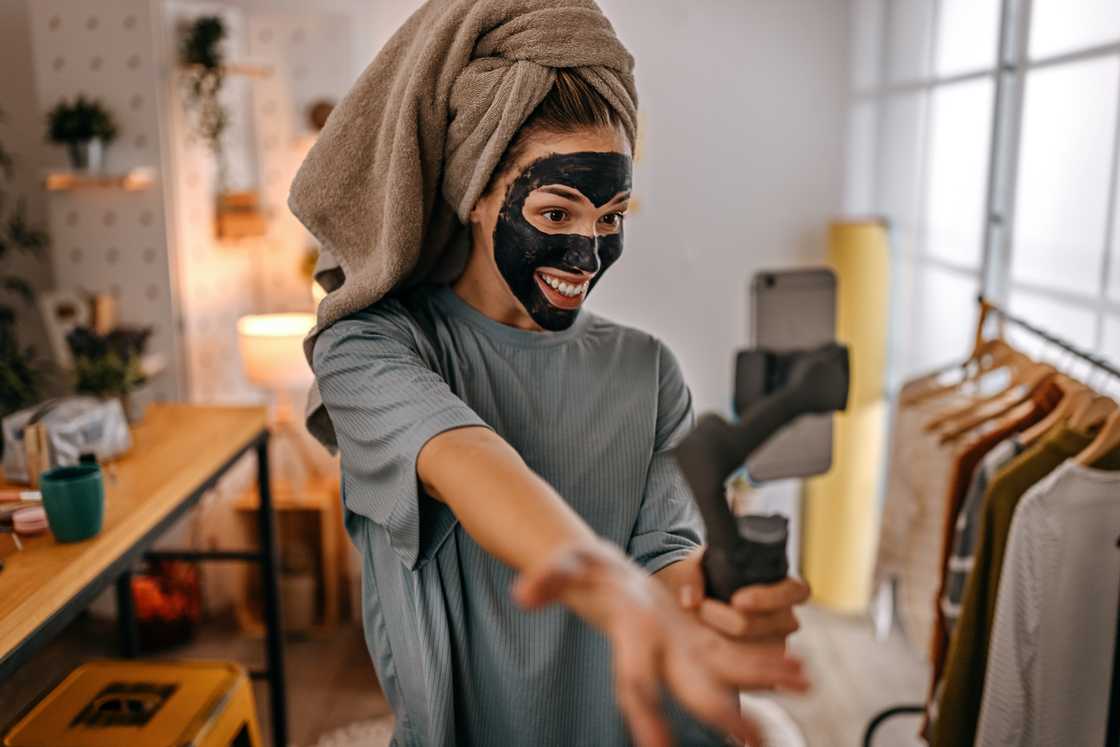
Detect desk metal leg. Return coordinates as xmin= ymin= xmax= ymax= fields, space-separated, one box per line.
xmin=115 ymin=569 xmax=139 ymax=658
xmin=256 ymin=434 xmax=288 ymax=747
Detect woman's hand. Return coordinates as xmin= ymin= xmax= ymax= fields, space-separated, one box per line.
xmin=665 ymin=547 xmax=809 ymax=644
xmin=513 ymin=541 xmax=810 ymax=747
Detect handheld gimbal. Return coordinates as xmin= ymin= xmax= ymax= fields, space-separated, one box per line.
xmin=671 ymin=343 xmax=850 ymax=601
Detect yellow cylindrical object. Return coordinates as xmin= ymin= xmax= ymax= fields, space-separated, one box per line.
xmin=802 ymin=220 xmax=890 ymax=613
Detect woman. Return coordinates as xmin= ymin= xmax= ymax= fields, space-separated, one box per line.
xmin=295 ymin=2 xmax=810 ymax=745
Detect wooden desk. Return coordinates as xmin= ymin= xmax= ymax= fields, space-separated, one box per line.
xmin=0 ymin=404 xmax=288 ymax=747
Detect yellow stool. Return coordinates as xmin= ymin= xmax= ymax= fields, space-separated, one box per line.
xmin=3 ymin=659 xmax=262 ymax=747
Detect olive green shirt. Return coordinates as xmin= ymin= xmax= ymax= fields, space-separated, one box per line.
xmin=932 ymin=425 xmax=1094 ymax=747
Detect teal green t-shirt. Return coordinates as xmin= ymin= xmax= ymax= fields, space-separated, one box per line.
xmin=313 ymin=284 xmax=720 ymax=746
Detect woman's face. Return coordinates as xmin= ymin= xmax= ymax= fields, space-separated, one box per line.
xmin=469 ymin=127 xmax=632 ymax=331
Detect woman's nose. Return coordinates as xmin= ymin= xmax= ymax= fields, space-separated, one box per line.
xmin=567 ymin=236 xmax=602 ymax=274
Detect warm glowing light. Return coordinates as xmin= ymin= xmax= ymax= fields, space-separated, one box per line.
xmin=236 ymin=312 xmax=315 ymax=389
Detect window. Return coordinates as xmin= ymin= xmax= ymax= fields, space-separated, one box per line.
xmin=850 ymin=0 xmax=1120 ymax=388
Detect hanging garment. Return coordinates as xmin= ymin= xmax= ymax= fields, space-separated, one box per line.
xmin=940 ymin=439 xmax=1023 ymax=638
xmin=874 ymin=379 xmax=974 ymax=652
xmin=925 ymin=436 xmax=1024 ymax=731
xmin=975 ymin=450 xmax=1120 ymax=746
xmin=931 ymin=425 xmax=1094 ymax=747
xmin=928 ymin=381 xmax=1063 ymax=684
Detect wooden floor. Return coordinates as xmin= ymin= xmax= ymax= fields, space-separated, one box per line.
xmin=1 ymin=604 xmax=926 ymax=747
xmin=767 ymin=604 xmax=930 ymax=746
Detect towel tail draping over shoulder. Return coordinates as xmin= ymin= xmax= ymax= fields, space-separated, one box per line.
xmin=289 ymin=0 xmax=638 ymax=449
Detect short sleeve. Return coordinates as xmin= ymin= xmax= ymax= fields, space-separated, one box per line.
xmin=312 ymin=302 xmax=490 ymax=569
xmin=627 ymin=341 xmax=704 ymax=573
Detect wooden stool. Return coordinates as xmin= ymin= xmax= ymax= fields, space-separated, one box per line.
xmin=3 ymin=659 xmax=261 ymax=747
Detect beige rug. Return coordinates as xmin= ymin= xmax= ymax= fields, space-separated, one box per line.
xmin=306 ymin=716 xmax=394 ymax=747
xmin=306 ymin=698 xmax=803 ymax=747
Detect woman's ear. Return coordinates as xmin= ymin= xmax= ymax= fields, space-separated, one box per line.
xmin=468 ymin=182 xmax=502 ymax=228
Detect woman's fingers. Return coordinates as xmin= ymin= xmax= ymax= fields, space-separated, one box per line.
xmin=706 ymin=637 xmax=810 ymax=693
xmin=613 ymin=627 xmax=671 ymax=747
xmin=730 ymin=577 xmax=810 ymax=613
xmin=678 ymin=583 xmax=701 ymax=611
xmin=698 ymin=600 xmax=801 ymax=640
xmin=666 ymin=656 xmax=763 ymax=747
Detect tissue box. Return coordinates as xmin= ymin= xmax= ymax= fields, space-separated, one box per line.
xmin=2 ymin=397 xmax=131 ymax=484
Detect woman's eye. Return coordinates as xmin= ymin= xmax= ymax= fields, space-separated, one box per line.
xmin=599 ymin=212 xmax=624 ymax=227
xmin=542 ymin=209 xmax=568 ymax=223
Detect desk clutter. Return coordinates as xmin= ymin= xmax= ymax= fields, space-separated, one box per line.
xmin=0 ymin=463 xmax=105 ymax=548
xmin=1 ymin=397 xmax=130 ymax=487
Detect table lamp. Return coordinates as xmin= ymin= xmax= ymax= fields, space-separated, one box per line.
xmin=236 ymin=312 xmax=318 ymax=491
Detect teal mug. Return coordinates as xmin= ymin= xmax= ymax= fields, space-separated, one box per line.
xmin=39 ymin=463 xmax=105 ymax=542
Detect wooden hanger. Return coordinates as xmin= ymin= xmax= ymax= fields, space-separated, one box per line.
xmin=903 ymin=338 xmax=1016 ymax=408
xmin=1076 ymin=407 xmax=1120 ymax=466
xmin=937 ymin=363 xmax=1057 ymax=442
xmin=924 ymin=352 xmax=1039 ymax=434
xmin=1068 ymin=394 xmax=1118 ymax=433
xmin=903 ymin=298 xmax=1004 ymax=408
xmin=1018 ymin=377 xmax=1091 ymax=447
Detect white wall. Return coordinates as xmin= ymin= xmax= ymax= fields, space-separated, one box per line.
xmin=588 ymin=0 xmax=850 ymax=415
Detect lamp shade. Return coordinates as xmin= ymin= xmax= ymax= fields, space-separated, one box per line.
xmin=236 ymin=313 xmax=315 ymax=390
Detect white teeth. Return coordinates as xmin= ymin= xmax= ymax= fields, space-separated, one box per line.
xmin=539 ymin=273 xmax=589 ymax=298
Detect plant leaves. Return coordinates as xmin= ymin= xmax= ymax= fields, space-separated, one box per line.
xmin=2 ymin=276 xmax=33 ymax=303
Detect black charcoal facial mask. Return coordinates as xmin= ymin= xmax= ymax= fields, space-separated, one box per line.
xmin=492 ymin=151 xmax=632 ymax=331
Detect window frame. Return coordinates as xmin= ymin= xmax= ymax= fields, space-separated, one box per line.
xmin=852 ymin=0 xmax=1120 ymax=386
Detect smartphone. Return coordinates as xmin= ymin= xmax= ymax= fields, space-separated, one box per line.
xmin=744 ymin=268 xmax=838 ymax=482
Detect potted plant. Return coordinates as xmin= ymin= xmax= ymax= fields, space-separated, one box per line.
xmin=65 ymin=325 xmax=152 ymax=422
xmin=0 ymin=108 xmax=51 ymax=444
xmin=46 ymin=96 xmax=119 ymax=172
xmin=179 ymin=16 xmax=229 ymax=188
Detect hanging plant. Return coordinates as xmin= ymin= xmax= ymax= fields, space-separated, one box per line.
xmin=179 ymin=16 xmax=229 ymax=189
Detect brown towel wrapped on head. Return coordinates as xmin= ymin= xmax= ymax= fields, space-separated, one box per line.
xmin=289 ymin=0 xmax=638 ymax=449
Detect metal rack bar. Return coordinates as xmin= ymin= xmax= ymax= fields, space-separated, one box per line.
xmin=979 ymin=295 xmax=1120 ymax=380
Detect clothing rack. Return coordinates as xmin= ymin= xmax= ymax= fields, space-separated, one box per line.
xmin=978 ymin=295 xmax=1120 ymax=381
xmin=863 ymin=295 xmax=1120 ymax=747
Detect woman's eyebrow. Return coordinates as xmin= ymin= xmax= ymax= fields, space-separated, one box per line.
xmin=536 ymin=185 xmax=632 ymax=204
xmin=537 ymin=185 xmax=585 ymax=200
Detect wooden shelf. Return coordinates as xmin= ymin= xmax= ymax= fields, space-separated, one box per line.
xmin=44 ymin=167 xmax=156 ymax=192
xmin=181 ymin=62 xmax=272 ymax=79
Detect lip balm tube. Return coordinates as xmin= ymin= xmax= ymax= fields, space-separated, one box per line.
xmin=0 ymin=490 xmax=42 ymax=502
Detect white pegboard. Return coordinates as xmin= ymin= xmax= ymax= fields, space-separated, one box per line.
xmin=164 ymin=1 xmax=261 ymax=405
xmin=26 ymin=1 xmax=365 ymax=405
xmin=26 ymin=0 xmax=182 ymax=402
xmin=165 ymin=2 xmax=355 ymax=403
xmin=247 ymin=9 xmax=353 ymax=313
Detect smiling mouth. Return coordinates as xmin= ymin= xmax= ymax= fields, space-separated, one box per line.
xmin=534 ymin=269 xmax=591 ymax=310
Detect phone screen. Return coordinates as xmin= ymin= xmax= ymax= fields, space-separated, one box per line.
xmin=744 ymin=268 xmax=838 ymax=482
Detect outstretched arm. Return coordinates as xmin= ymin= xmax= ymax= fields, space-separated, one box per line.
xmin=418 ymin=425 xmax=808 ymax=747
